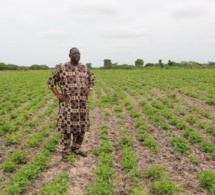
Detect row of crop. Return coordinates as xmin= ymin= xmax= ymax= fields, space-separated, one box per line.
xmin=0 ymin=100 xmax=57 ymax=175
xmin=96 ymin=74 xmax=159 ymax=153
xmin=86 ymin=125 xmax=114 ymax=194
xmin=0 ymin=71 xmax=51 ymax=110
xmin=102 ymin=77 xmax=185 ymax=194
xmin=122 ymin=78 xmax=215 ymax=160
xmin=132 ymin=69 xmax=215 ymax=105
xmin=113 ymin=106 xmax=145 ymax=194
xmin=99 ymin=69 xmax=215 ymax=105
xmin=111 ymin=71 xmax=215 ymax=142
xmin=107 ymin=73 xmax=215 ymax=194
xmin=134 ymin=86 xmax=215 ymax=159
xmin=0 ymin=103 xmax=57 ymax=191
xmin=0 ymin=93 xmax=54 ymax=136
xmin=1 ymin=132 xmax=61 ymax=194
xmin=94 ymin=70 xmax=215 ymax=194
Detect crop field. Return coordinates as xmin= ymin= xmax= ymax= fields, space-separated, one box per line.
xmin=0 ymin=68 xmax=215 ymax=195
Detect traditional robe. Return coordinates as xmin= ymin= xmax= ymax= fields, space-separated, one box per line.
xmin=47 ymin=62 xmax=95 ymax=134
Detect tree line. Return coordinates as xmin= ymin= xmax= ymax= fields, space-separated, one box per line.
xmin=101 ymin=59 xmax=215 ymax=69
xmin=0 ymin=62 xmax=49 ymax=71
xmin=1 ymin=59 xmax=215 ymax=71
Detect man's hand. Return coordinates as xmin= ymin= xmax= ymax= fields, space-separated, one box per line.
xmin=56 ymin=94 xmax=69 ymax=102
xmin=51 ymin=88 xmax=68 ymax=102
xmin=85 ymin=88 xmax=91 ymax=95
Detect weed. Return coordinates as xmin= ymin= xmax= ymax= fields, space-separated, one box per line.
xmin=183 ymin=128 xmax=203 ymax=144
xmin=139 ymin=133 xmax=158 ymax=152
xmin=131 ymin=188 xmax=146 ymax=195
xmin=67 ymin=153 xmax=77 ymax=164
xmin=121 ymin=147 xmax=137 ymax=171
xmin=202 ymin=141 xmax=215 ymax=154
xmin=144 ymin=165 xmax=165 ymax=180
xmin=130 ymin=109 xmax=141 ymax=118
xmin=4 ymin=133 xmax=21 ymax=146
xmin=104 ymin=111 xmax=110 ymax=121
xmin=190 ymin=156 xmax=199 ymax=165
xmin=114 ymin=106 xmax=123 ymax=113
xmin=186 ymin=114 xmax=197 ymax=125
xmin=198 ymin=169 xmax=215 ymax=194
xmin=119 ymin=135 xmax=133 ymax=148
xmin=38 ymin=173 xmax=69 ymax=195
xmin=2 ymin=161 xmax=17 ymax=173
xmin=171 ymin=137 xmax=191 ymax=155
xmin=149 ymin=178 xmax=181 ymax=194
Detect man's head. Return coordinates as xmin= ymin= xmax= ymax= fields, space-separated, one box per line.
xmin=69 ymin=47 xmax=80 ymax=64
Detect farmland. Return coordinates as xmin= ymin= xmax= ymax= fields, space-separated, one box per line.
xmin=0 ymin=68 xmax=215 ymax=195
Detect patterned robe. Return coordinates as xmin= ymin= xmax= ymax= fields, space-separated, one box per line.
xmin=47 ymin=62 xmax=95 ymax=134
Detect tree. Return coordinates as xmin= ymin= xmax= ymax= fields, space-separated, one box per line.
xmin=145 ymin=63 xmax=155 ymax=67
xmin=86 ymin=63 xmax=92 ymax=69
xmin=29 ymin=64 xmax=49 ymax=70
xmin=103 ymin=59 xmax=112 ymax=69
xmin=135 ymin=59 xmax=144 ymax=67
xmin=0 ymin=62 xmax=7 ymax=70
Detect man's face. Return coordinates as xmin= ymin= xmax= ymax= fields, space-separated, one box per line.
xmin=69 ymin=48 xmax=80 ymax=63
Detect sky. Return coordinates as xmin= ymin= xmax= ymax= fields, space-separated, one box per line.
xmin=0 ymin=0 xmax=215 ymax=68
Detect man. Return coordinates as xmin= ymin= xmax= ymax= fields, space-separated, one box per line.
xmin=47 ymin=47 xmax=95 ymax=160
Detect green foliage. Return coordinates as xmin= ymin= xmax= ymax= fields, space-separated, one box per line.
xmin=67 ymin=153 xmax=78 ymax=164
xmin=144 ymin=165 xmax=165 ymax=180
xmin=130 ymin=108 xmax=141 ymax=118
xmin=27 ymin=130 xmax=50 ymax=147
xmin=135 ymin=59 xmax=144 ymax=67
xmin=104 ymin=111 xmax=110 ymax=121
xmin=2 ymin=161 xmax=17 ymax=173
xmin=171 ymin=137 xmax=191 ymax=155
xmin=135 ymin=118 xmax=148 ymax=132
xmin=1 ymin=132 xmax=60 ymax=195
xmin=138 ymin=133 xmax=158 ymax=152
xmin=186 ymin=114 xmax=197 ymax=125
xmin=29 ymin=64 xmax=49 ymax=70
xmin=86 ymin=63 xmax=92 ymax=69
xmin=93 ymin=141 xmax=113 ymax=156
xmin=121 ymin=147 xmax=138 ymax=171
xmin=198 ymin=169 xmax=215 ymax=194
xmin=103 ymin=59 xmax=112 ymax=69
xmin=114 ymin=106 xmax=123 ymax=113
xmin=149 ymin=178 xmax=180 ymax=195
xmin=119 ymin=135 xmax=133 ymax=148
xmin=202 ymin=141 xmax=215 ymax=154
xmin=4 ymin=133 xmax=21 ymax=146
xmin=38 ymin=173 xmax=69 ymax=195
xmin=87 ymin=125 xmax=114 ymax=195
xmin=206 ymin=99 xmax=215 ymax=105
xmin=151 ymin=100 xmax=164 ymax=110
xmin=190 ymin=156 xmax=199 ymax=165
xmin=131 ymin=188 xmax=146 ymax=195
xmin=183 ymin=128 xmax=203 ymax=144
xmin=99 ymin=93 xmax=119 ymax=107
xmin=169 ymin=116 xmax=186 ymax=130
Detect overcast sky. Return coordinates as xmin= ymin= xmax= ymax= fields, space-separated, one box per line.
xmin=1 ymin=0 xmax=215 ymax=67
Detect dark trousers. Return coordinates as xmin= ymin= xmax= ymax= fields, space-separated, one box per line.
xmin=61 ymin=131 xmax=85 ymax=154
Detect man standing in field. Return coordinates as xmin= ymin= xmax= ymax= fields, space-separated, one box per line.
xmin=47 ymin=47 xmax=95 ymax=161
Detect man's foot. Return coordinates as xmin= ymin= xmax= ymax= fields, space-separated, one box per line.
xmin=71 ymin=149 xmax=87 ymax=157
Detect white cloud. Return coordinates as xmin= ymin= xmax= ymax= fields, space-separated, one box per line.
xmin=171 ymin=1 xmax=213 ymax=19
xmin=0 ymin=0 xmax=215 ymax=67
xmin=103 ymin=27 xmax=147 ymax=39
xmin=69 ymin=0 xmax=119 ymax=18
xmin=39 ymin=29 xmax=68 ymax=39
